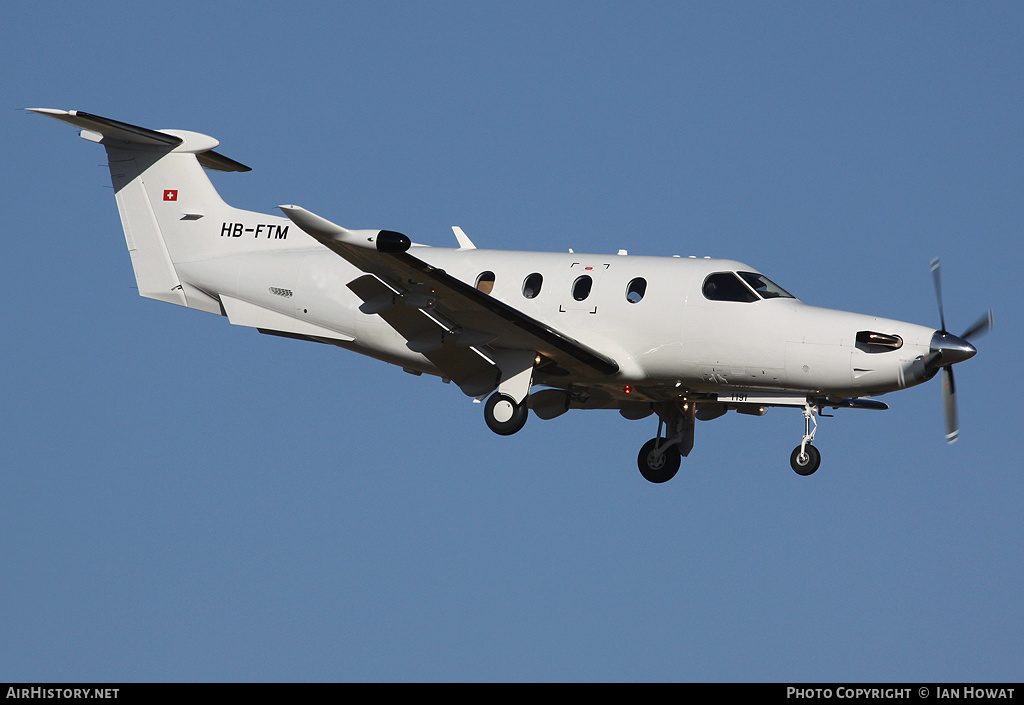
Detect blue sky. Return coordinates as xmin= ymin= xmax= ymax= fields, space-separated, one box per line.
xmin=2 ymin=1 xmax=1021 ymax=682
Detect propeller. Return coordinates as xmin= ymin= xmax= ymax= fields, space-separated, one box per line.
xmin=927 ymin=258 xmax=992 ymax=443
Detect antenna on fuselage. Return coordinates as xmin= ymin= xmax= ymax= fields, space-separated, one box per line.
xmin=452 ymin=226 xmax=476 ymax=250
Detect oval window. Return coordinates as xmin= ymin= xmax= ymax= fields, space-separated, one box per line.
xmin=626 ymin=277 xmax=646 ymax=303
xmin=522 ymin=273 xmax=543 ymax=299
xmin=572 ymin=275 xmax=593 ymax=301
xmin=475 ymin=271 xmax=495 ymax=295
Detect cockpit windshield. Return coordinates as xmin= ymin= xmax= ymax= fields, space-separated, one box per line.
xmin=736 ymin=271 xmax=795 ymax=300
xmin=702 ymin=271 xmax=796 ymax=302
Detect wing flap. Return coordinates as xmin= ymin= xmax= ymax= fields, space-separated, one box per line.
xmin=347 ymin=275 xmax=499 ymax=397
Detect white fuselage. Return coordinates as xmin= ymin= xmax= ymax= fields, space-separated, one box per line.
xmin=178 ymin=238 xmax=937 ymax=403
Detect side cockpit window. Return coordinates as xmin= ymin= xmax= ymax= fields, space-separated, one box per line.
xmin=702 ymin=272 xmax=758 ymax=303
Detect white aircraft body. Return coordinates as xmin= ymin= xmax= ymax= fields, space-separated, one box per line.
xmin=31 ymin=109 xmax=991 ymax=482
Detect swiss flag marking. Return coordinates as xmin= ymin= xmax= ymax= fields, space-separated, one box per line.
xmin=163 ymin=190 xmax=178 ymax=201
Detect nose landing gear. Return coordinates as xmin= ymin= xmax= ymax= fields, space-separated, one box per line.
xmin=790 ymin=402 xmax=821 ymax=475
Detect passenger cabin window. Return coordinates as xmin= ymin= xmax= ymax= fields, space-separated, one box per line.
xmin=626 ymin=277 xmax=647 ymax=303
xmin=476 ymin=271 xmax=495 ymax=295
xmin=702 ymin=272 xmax=758 ymax=303
xmin=572 ymin=275 xmax=593 ymax=301
xmin=522 ymin=273 xmax=543 ymax=299
xmin=736 ymin=271 xmax=795 ymax=299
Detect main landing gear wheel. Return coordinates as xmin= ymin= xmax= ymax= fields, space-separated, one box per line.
xmin=638 ymin=438 xmax=681 ymax=483
xmin=790 ymin=444 xmax=821 ymax=476
xmin=484 ymin=392 xmax=528 ymax=436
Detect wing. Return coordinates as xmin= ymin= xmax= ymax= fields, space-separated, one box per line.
xmin=279 ymin=206 xmax=618 ymax=397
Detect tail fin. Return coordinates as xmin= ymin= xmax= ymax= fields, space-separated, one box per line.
xmin=29 ymin=109 xmax=260 ymax=313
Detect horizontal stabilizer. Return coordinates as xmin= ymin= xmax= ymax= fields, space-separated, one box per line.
xmin=26 ymin=108 xmax=250 ymax=172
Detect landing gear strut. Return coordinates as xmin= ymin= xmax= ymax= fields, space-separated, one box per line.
xmin=637 ymin=402 xmax=695 ymax=483
xmin=790 ymin=402 xmax=821 ymax=475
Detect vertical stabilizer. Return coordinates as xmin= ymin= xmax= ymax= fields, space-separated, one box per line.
xmin=106 ymin=148 xmax=189 ymax=306
xmin=29 ymin=109 xmax=253 ymax=312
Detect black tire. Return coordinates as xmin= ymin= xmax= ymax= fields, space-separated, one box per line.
xmin=484 ymin=392 xmax=528 ymax=436
xmin=637 ymin=438 xmax=681 ymax=483
xmin=790 ymin=444 xmax=821 ymax=476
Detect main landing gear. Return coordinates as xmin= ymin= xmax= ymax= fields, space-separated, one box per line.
xmin=482 ymin=350 xmax=535 ymax=436
xmin=637 ymin=402 xmax=695 ymax=483
xmin=790 ymin=402 xmax=821 ymax=476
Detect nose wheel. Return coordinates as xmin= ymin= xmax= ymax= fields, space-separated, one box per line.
xmin=790 ymin=444 xmax=821 ymax=475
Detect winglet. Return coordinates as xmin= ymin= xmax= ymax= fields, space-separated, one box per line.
xmin=279 ymin=205 xmax=410 ymax=253
xmin=452 ymin=226 xmax=476 ymax=250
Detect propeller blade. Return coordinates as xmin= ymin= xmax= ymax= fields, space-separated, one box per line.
xmin=930 ymin=257 xmax=947 ymax=332
xmin=959 ymin=310 xmax=993 ymax=341
xmin=942 ymin=366 xmax=959 ymax=444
